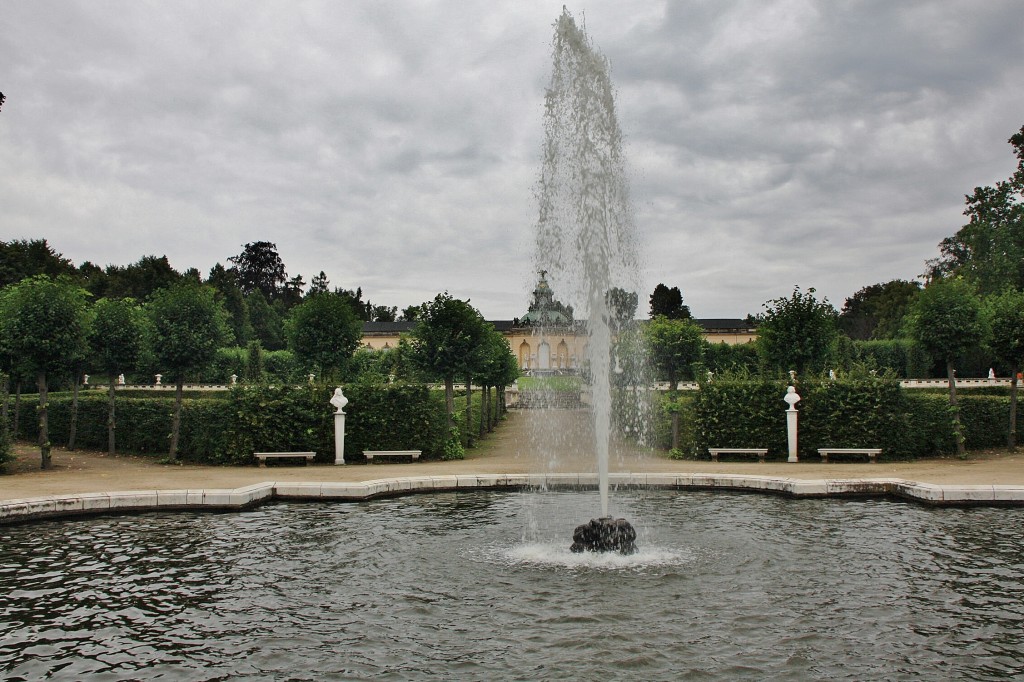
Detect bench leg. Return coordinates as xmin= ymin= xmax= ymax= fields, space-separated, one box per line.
xmin=821 ymin=454 xmax=829 ymax=463
xmin=710 ymin=453 xmax=719 ymax=462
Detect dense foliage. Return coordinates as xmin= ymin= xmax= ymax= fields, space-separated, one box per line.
xmin=285 ymin=292 xmax=362 ymax=381
xmin=757 ymin=286 xmax=839 ymax=375
xmin=11 ymin=383 xmax=503 ymax=464
xmin=654 ymin=372 xmax=1009 ymax=459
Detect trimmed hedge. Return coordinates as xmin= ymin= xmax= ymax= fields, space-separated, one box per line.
xmin=12 ymin=382 xmax=502 ymax=465
xmin=652 ymin=377 xmax=1014 ymax=460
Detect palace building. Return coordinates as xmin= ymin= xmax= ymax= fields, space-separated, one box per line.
xmin=361 ymin=273 xmax=757 ymax=372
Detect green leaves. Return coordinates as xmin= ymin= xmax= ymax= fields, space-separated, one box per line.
xmin=907 ymin=278 xmax=985 ymax=363
xmin=146 ymin=282 xmax=231 ymax=380
xmin=284 ymin=292 xmax=362 ymax=382
xmin=757 ymin=286 xmax=839 ymax=375
xmin=0 ymin=275 xmax=91 ymax=375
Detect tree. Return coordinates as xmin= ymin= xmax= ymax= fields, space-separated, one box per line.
xmin=758 ymin=286 xmax=838 ymax=376
xmin=476 ymin=327 xmax=519 ymax=435
xmin=147 ymin=282 xmax=231 ymax=458
xmin=927 ymin=124 xmax=1024 ymax=294
xmin=207 ymin=263 xmax=252 ymax=344
xmin=0 ymin=239 xmax=78 ymax=288
xmin=228 ymin=241 xmax=287 ymax=300
xmin=90 ymin=298 xmax=146 ymax=455
xmin=285 ymin=292 xmax=362 ymax=382
xmin=409 ymin=293 xmax=488 ymax=428
xmin=907 ymin=278 xmax=986 ymax=457
xmin=400 ymin=304 xmax=423 ymax=322
xmin=0 ymin=276 xmax=90 ymax=469
xmin=644 ymin=316 xmax=705 ymax=449
xmin=649 ymin=284 xmax=691 ymax=320
xmin=103 ymin=255 xmax=181 ymax=300
xmin=369 ymin=304 xmax=398 ymax=322
xmin=985 ymin=288 xmax=1024 ymax=448
xmin=308 ymin=271 xmax=330 ymax=296
xmin=838 ymin=280 xmax=922 ymax=340
xmin=280 ymin=274 xmax=306 ymax=309
xmin=605 ymin=287 xmax=638 ymax=332
xmin=245 ymin=290 xmax=286 ymax=350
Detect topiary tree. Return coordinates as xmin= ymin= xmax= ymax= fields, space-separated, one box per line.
xmin=147 ymin=282 xmax=231 ymax=458
xmin=645 ymin=315 xmax=705 ymax=450
xmin=757 ymin=286 xmax=838 ymax=376
xmin=90 ymin=297 xmax=147 ymax=455
xmin=245 ymin=339 xmax=265 ymax=383
xmin=284 ymin=292 xmax=362 ymax=382
xmin=476 ymin=327 xmax=520 ymax=435
xmin=985 ymin=287 xmax=1024 ymax=448
xmin=907 ymin=277 xmax=986 ymax=457
xmin=409 ymin=293 xmax=488 ymax=429
xmin=0 ymin=276 xmax=91 ymax=469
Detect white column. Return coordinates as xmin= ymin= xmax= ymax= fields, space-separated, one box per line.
xmin=330 ymin=387 xmax=349 ymax=465
xmin=784 ymin=385 xmax=801 ymax=463
xmin=334 ymin=412 xmax=346 ymax=465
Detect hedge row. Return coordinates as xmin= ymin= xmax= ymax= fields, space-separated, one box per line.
xmin=650 ymin=377 xmax=1014 ymax=460
xmin=11 ymin=383 xmax=503 ymax=465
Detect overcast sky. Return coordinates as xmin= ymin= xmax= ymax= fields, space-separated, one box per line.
xmin=3 ymin=1 xmax=1023 ymax=320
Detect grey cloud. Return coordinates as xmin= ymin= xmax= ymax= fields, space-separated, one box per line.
xmin=2 ymin=1 xmax=1023 ymax=319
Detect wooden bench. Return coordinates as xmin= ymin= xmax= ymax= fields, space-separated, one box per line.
xmin=709 ymin=448 xmax=768 ymax=463
xmin=817 ymin=448 xmax=881 ymax=463
xmin=254 ymin=451 xmax=316 ymax=467
xmin=364 ymin=450 xmax=422 ymax=462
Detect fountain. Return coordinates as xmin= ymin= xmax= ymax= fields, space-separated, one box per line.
xmin=532 ymin=8 xmax=642 ymax=547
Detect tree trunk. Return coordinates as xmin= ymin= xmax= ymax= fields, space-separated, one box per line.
xmin=671 ymin=411 xmax=680 ymax=451
xmin=13 ymin=380 xmax=21 ymax=439
xmin=68 ymin=370 xmax=80 ymax=450
xmin=485 ymin=385 xmax=493 ymax=433
xmin=169 ymin=378 xmax=184 ymax=458
xmin=108 ymin=377 xmax=117 ymax=455
xmin=38 ymin=371 xmax=51 ymax=470
xmin=1 ymin=373 xmax=8 ymax=424
xmin=1009 ymin=364 xmax=1019 ymax=451
xmin=947 ymin=361 xmax=965 ymax=458
xmin=669 ymin=370 xmax=679 ymax=451
xmin=465 ymin=376 xmax=473 ymax=447
xmin=444 ymin=376 xmax=454 ymax=431
xmin=479 ymin=384 xmax=486 ymax=438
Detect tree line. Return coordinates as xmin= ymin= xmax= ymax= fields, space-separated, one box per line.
xmin=0 ymin=269 xmax=518 ymax=469
xmin=0 ymin=240 xmax=405 ymax=351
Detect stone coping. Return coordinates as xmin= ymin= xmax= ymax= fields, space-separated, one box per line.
xmin=3 ymin=474 xmax=1024 ymax=525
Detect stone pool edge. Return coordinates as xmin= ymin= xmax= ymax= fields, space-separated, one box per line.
xmin=3 ymin=474 xmax=1024 ymax=525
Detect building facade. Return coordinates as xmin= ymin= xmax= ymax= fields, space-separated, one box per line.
xmin=360 ymin=274 xmax=756 ymax=372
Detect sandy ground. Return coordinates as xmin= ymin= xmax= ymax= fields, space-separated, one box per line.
xmin=4 ymin=410 xmax=1024 ymax=501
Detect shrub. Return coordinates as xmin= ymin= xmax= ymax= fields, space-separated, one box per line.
xmin=674 ymin=371 xmax=1010 ymax=460
xmin=850 ymin=339 xmax=932 ymax=378
xmin=13 ymin=381 xmax=493 ymax=464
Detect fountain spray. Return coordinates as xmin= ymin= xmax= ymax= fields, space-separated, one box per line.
xmin=533 ymin=8 xmax=641 ymax=533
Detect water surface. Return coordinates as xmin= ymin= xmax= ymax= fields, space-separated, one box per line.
xmin=2 ymin=490 xmax=1023 ymax=680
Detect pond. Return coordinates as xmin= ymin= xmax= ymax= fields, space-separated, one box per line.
xmin=2 ymin=490 xmax=1023 ymax=680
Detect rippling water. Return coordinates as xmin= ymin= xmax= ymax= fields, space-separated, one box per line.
xmin=2 ymin=491 xmax=1024 ymax=680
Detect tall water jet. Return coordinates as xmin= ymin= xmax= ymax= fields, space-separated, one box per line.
xmin=532 ymin=8 xmax=641 ymax=521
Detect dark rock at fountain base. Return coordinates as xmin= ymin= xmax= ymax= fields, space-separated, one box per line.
xmin=570 ymin=517 xmax=637 ymax=555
